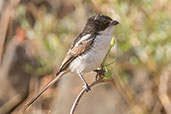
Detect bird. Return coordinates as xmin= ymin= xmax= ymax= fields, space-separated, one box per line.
xmin=25 ymin=14 xmax=119 ymax=109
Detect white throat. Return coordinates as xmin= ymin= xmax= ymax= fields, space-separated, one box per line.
xmin=99 ymin=26 xmax=114 ymax=35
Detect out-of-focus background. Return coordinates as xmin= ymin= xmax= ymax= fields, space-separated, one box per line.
xmin=0 ymin=0 xmax=171 ymax=114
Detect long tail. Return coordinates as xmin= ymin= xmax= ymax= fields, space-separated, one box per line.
xmin=25 ymin=71 xmax=66 ymax=110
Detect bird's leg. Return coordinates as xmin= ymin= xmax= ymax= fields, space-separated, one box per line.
xmin=78 ymin=73 xmax=91 ymax=92
xmin=94 ymin=68 xmax=105 ymax=80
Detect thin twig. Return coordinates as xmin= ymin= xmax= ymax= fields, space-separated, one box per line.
xmin=69 ymin=78 xmax=113 ymax=114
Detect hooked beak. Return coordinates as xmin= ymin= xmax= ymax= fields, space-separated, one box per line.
xmin=111 ymin=20 xmax=119 ymax=26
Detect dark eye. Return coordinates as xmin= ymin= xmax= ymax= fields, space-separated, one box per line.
xmin=104 ymin=21 xmax=110 ymax=25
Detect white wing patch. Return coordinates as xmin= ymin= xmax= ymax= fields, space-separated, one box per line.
xmin=75 ymin=34 xmax=91 ymax=46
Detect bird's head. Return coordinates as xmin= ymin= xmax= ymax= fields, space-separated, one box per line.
xmin=83 ymin=14 xmax=119 ymax=34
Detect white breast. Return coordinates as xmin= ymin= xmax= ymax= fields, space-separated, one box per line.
xmin=69 ymin=26 xmax=114 ymax=73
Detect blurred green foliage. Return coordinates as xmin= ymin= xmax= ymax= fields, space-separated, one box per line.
xmin=14 ymin=0 xmax=171 ymax=78
xmin=9 ymin=0 xmax=171 ymax=113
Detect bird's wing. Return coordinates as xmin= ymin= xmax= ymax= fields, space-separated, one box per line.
xmin=57 ymin=34 xmax=95 ymax=75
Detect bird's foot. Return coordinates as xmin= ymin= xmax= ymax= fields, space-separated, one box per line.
xmin=94 ymin=69 xmax=105 ymax=80
xmin=83 ymin=84 xmax=91 ymax=92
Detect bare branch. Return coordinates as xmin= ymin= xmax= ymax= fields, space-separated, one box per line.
xmin=70 ymin=78 xmax=114 ymax=114
xmin=158 ymin=68 xmax=171 ymax=114
xmin=0 ymin=0 xmax=20 ymax=64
